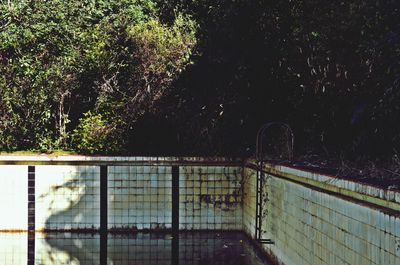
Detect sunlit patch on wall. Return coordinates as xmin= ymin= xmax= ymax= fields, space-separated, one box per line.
xmin=0 ymin=166 xmax=27 ymax=230
xmin=35 ymin=166 xmax=100 ymax=230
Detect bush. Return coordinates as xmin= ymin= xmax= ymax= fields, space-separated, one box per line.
xmin=72 ymin=112 xmax=125 ymax=154
xmin=0 ymin=0 xmax=197 ymax=152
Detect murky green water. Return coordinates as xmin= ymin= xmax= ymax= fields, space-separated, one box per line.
xmin=0 ymin=232 xmax=270 ymax=265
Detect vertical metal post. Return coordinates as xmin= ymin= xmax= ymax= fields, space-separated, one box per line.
xmin=171 ymin=165 xmax=180 ymax=265
xmin=171 ymin=166 xmax=179 ymax=233
xmin=28 ymin=166 xmax=35 ymax=231
xmin=100 ymin=165 xmax=108 ymax=232
xmin=100 ymin=165 xmax=108 ymax=265
xmin=27 ymin=165 xmax=35 ymax=265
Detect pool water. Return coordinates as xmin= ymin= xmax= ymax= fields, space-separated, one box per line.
xmin=0 ymin=232 xmax=270 ymax=265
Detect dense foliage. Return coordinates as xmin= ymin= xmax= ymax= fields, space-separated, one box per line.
xmin=1 ymin=0 xmax=399 ymax=160
xmin=149 ymin=0 xmax=400 ymax=159
xmin=0 ymin=0 xmax=196 ymax=153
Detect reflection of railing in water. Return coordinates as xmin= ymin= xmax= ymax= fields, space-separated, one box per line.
xmin=27 ymin=232 xmax=35 ymax=265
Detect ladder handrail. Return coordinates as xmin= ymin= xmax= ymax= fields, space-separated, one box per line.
xmin=256 ymin=122 xmax=294 ymax=162
xmin=254 ymin=122 xmax=293 ymax=244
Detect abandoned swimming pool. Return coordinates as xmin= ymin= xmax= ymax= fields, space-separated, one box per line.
xmin=0 ymin=156 xmax=398 ymax=265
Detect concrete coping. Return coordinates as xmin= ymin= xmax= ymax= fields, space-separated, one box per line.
xmin=247 ymin=161 xmax=400 ymax=213
xmin=1 ymin=155 xmax=398 ymax=211
xmin=0 ymin=155 xmax=244 ymax=166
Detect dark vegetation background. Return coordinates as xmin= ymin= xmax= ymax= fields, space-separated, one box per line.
xmin=1 ymin=1 xmax=400 ymax=167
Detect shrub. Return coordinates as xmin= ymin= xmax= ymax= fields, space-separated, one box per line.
xmin=71 ymin=112 xmax=125 ymax=154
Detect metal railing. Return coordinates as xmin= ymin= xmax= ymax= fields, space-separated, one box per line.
xmin=254 ymin=122 xmax=294 ymax=244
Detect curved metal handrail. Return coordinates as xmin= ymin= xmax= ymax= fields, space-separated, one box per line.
xmin=256 ymin=122 xmax=294 ymax=162
xmin=254 ymin=122 xmax=294 ymax=243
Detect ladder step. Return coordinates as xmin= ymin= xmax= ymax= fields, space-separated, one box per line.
xmin=258 ymin=239 xmax=274 ymax=244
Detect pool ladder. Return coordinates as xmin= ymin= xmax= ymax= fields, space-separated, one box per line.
xmin=254 ymin=122 xmax=294 ymax=244
xmin=255 ymin=160 xmax=274 ymax=244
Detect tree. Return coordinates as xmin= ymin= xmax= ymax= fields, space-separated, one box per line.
xmin=0 ymin=0 xmax=197 ymax=152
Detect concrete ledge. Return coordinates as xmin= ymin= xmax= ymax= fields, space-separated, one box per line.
xmin=0 ymin=155 xmax=244 ymax=166
xmin=246 ymin=161 xmax=400 ymax=213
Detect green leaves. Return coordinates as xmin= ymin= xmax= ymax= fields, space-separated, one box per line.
xmin=0 ymin=0 xmax=197 ymax=153
xmin=71 ymin=111 xmax=125 ymax=154
xmin=127 ymin=14 xmax=197 ymax=87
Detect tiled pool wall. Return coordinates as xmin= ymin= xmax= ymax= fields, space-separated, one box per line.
xmin=243 ymin=163 xmax=400 ymax=265
xmin=179 ymin=166 xmax=242 ymax=230
xmin=36 ymin=165 xmax=101 ymax=231
xmin=0 ymin=165 xmax=27 ymax=231
xmin=0 ymin=156 xmax=399 ymax=265
xmin=108 ymin=165 xmax=242 ymax=231
xmin=0 ymin=158 xmax=243 ymax=232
